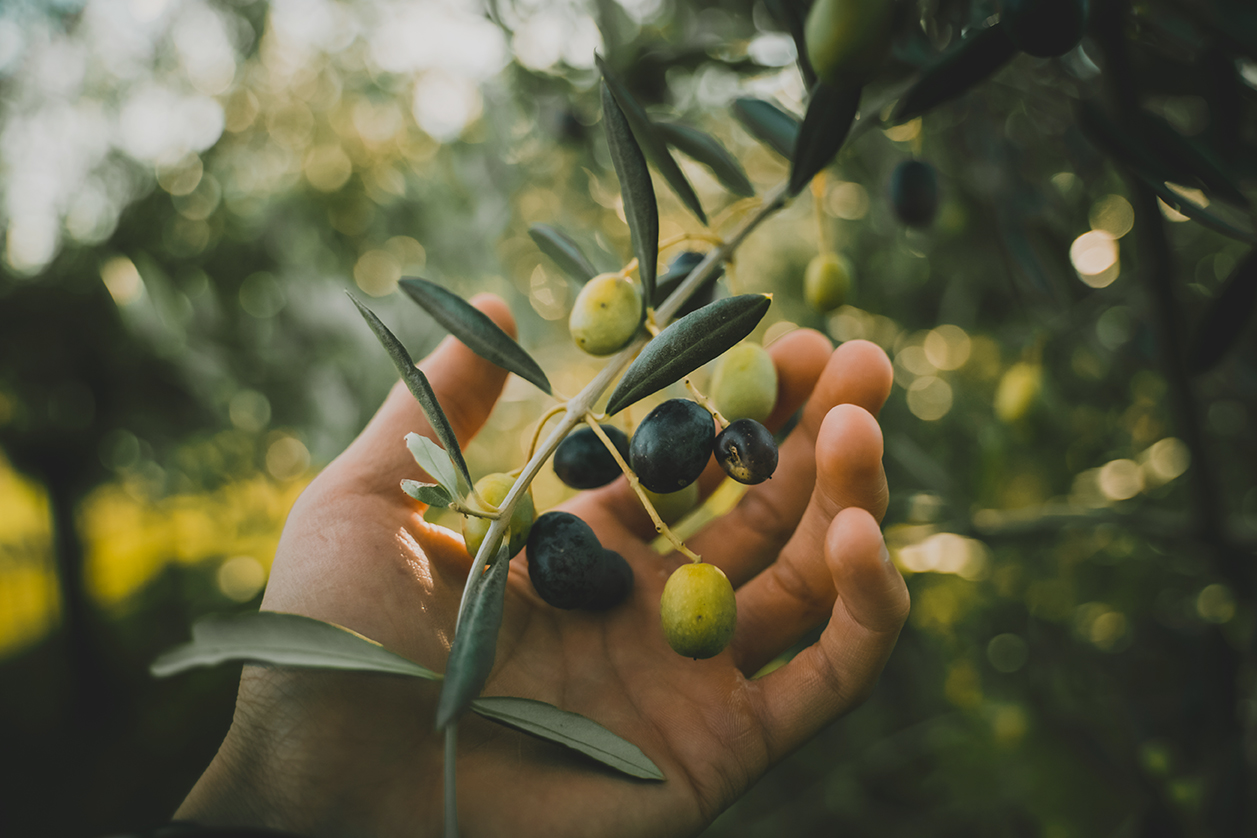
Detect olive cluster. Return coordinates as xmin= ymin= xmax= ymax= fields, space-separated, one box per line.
xmin=449 ymin=251 xmax=783 ymax=658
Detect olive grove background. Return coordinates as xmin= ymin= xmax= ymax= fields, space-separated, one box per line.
xmin=0 ymin=0 xmax=1255 ymax=835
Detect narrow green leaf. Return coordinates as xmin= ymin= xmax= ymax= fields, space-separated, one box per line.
xmin=732 ymin=98 xmax=800 ymax=159
xmin=151 ymin=611 xmax=442 ymax=681
xmin=1077 ymin=104 xmax=1257 ymax=244
xmin=1137 ymin=113 xmax=1249 ymax=207
xmin=398 ymin=278 xmax=551 ymax=395
xmin=892 ymin=23 xmax=1017 ymax=123
xmin=606 ymin=294 xmax=772 ymax=415
xmin=597 ymin=55 xmax=708 ymax=227
xmin=600 ymin=78 xmax=659 ymax=316
xmin=401 ymin=479 xmax=454 ymax=507
xmin=405 ymin=433 xmax=459 ymax=497
xmin=654 ymin=121 xmax=755 ymax=197
xmin=350 ymin=294 xmax=475 ymax=492
xmin=1189 ymin=248 xmax=1257 ymax=373
xmin=471 ymin=696 xmax=665 ymax=781
xmin=528 ymin=223 xmax=599 ymax=283
xmin=436 ymin=542 xmax=512 ymax=729
xmin=789 ymin=83 xmax=863 ymax=196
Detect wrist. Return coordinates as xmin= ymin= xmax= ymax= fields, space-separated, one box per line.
xmin=178 ymin=667 xmax=445 ymax=838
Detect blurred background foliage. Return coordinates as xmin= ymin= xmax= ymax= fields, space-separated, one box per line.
xmin=0 ymin=0 xmax=1254 ymax=835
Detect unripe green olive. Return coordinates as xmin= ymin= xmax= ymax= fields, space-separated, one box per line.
xmin=1001 ymin=0 xmax=1087 ymax=58
xmin=660 ymin=562 xmax=737 ymax=659
xmin=710 ymin=342 xmax=778 ymax=425
xmin=995 ymin=362 xmax=1042 ymax=423
xmin=642 ymin=483 xmax=700 ymax=525
xmin=804 ymin=0 xmax=895 ymax=87
xmin=804 ymin=252 xmax=853 ymax=313
xmin=462 ymin=473 xmax=535 ymax=559
xmin=569 ymin=273 xmax=643 ymax=356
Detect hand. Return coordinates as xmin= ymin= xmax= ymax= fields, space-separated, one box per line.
xmin=177 ymin=295 xmax=909 ymax=837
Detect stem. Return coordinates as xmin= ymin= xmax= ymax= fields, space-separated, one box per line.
xmin=452 ymin=178 xmax=791 ymax=626
xmin=527 ymin=403 xmax=567 ymax=462
xmin=583 ymin=412 xmax=701 ymax=562
xmin=444 ymin=724 xmax=458 ymax=838
xmin=684 ymin=377 xmax=727 ymax=429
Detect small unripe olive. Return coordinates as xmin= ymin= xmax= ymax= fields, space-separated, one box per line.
xmin=526 ymin=511 xmax=633 ymax=611
xmin=890 ymin=160 xmax=939 ymax=228
xmin=1001 ymin=0 xmax=1087 ymax=59
xmin=995 ymin=362 xmax=1042 ymax=423
xmin=710 ymin=342 xmax=778 ymax=424
xmin=642 ymin=483 xmax=700 ymax=525
xmin=714 ymin=419 xmax=779 ymax=485
xmin=569 ymin=273 xmax=642 ymax=356
xmin=804 ymin=252 xmax=853 ymax=313
xmin=462 ymin=473 xmax=535 ymax=560
xmin=629 ymin=399 xmax=715 ymax=494
xmin=804 ymin=0 xmax=895 ymax=87
xmin=553 ymin=425 xmax=630 ymax=490
xmin=660 ymin=562 xmax=737 ymax=659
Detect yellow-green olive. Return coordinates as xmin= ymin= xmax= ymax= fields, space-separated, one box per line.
xmin=804 ymin=0 xmax=895 ymax=87
xmin=804 ymin=252 xmax=854 ymax=313
xmin=462 ymin=473 xmax=535 ymax=559
xmin=660 ymin=562 xmax=737 ymax=659
xmin=569 ymin=273 xmax=643 ymax=356
xmin=710 ymin=342 xmax=778 ymax=425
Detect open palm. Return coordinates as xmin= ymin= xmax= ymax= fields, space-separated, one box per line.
xmin=179 ymin=296 xmax=909 ymax=838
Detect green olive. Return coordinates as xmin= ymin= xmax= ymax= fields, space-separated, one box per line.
xmin=804 ymin=0 xmax=895 ymax=87
xmin=995 ymin=362 xmax=1042 ymax=423
xmin=462 ymin=472 xmax=535 ymax=559
xmin=660 ymin=562 xmax=737 ymax=659
xmin=804 ymin=252 xmax=853 ymax=313
xmin=569 ymin=273 xmax=643 ymax=356
xmin=710 ymin=342 xmax=778 ymax=425
xmin=642 ymin=483 xmax=700 ymax=525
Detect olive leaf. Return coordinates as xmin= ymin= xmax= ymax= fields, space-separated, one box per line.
xmin=1137 ymin=113 xmax=1249 ymax=207
xmin=1077 ymin=104 xmax=1257 ymax=244
xmin=654 ymin=121 xmax=755 ymax=197
xmin=597 ymin=55 xmax=708 ymax=227
xmin=436 ymin=542 xmax=512 ymax=729
xmin=605 ymin=294 xmax=772 ymax=415
xmin=892 ymin=23 xmax=1017 ymax=123
xmin=401 ymin=479 xmax=454 ymax=508
xmin=151 ymin=611 xmax=442 ymax=681
xmin=732 ymin=97 xmax=800 ymax=159
xmin=399 ymin=277 xmax=552 ymax=395
xmin=470 ymin=696 xmax=665 ymax=781
xmin=406 ymin=433 xmax=460 ymax=497
xmin=350 ymin=294 xmax=475 ymax=492
xmin=788 ymin=82 xmax=863 ymax=196
xmin=528 ymin=223 xmax=599 ymax=283
xmin=1188 ymin=248 xmax=1257 ymax=374
xmin=601 ymin=78 xmax=659 ymax=317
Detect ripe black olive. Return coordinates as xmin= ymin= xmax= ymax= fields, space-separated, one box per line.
xmin=714 ymin=419 xmax=779 ymax=485
xmin=629 ymin=399 xmax=715 ymax=493
xmin=526 ymin=511 xmax=633 ymax=611
xmin=553 ymin=425 xmax=630 ymax=490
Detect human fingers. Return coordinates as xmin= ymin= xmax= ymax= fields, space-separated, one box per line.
xmin=578 ymin=328 xmax=833 ymax=544
xmin=684 ymin=339 xmax=892 ymax=581
xmin=726 ymin=404 xmax=887 ymax=673
xmin=749 ymin=506 xmax=909 ymax=761
xmin=328 ymin=294 xmax=516 ymax=497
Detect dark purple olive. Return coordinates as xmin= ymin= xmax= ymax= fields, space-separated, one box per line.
xmin=714 ymin=419 xmax=779 ymax=485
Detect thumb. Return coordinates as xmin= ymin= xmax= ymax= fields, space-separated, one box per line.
xmin=337 ymin=293 xmax=517 ymax=495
